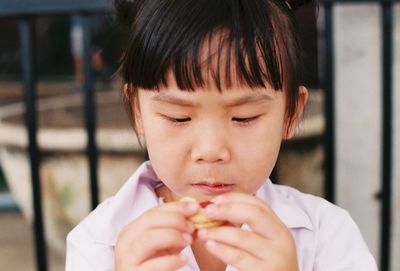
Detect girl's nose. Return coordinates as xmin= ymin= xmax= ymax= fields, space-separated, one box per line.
xmin=190 ymin=127 xmax=231 ymax=164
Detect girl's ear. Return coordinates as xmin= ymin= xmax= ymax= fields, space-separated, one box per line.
xmin=283 ymin=86 xmax=309 ymax=139
xmin=123 ymin=83 xmax=130 ymax=100
xmin=123 ymin=84 xmax=144 ymax=135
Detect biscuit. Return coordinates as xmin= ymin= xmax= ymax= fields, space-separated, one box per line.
xmin=180 ymin=197 xmax=224 ymax=229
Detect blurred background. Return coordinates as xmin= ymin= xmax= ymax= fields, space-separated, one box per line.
xmin=0 ymin=1 xmax=399 ymax=271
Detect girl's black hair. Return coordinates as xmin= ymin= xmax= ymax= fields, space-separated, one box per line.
xmin=114 ymin=0 xmax=311 ymax=134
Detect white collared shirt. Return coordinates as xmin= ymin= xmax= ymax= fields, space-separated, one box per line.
xmin=66 ymin=161 xmax=377 ymax=271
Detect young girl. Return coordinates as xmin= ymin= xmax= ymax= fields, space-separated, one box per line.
xmin=66 ymin=0 xmax=378 ymax=270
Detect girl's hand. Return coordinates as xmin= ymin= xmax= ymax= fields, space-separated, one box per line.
xmin=197 ymin=192 xmax=299 ymax=271
xmin=114 ymin=201 xmax=199 ymax=271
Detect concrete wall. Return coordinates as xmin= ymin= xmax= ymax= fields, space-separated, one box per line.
xmin=334 ymin=3 xmax=400 ymax=270
xmin=334 ymin=4 xmax=400 ymax=270
xmin=334 ymin=3 xmax=381 ymax=262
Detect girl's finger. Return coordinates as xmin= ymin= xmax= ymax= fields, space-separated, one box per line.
xmin=197 ymin=226 xmax=266 ymax=260
xmin=214 ymin=192 xmax=271 ymax=211
xmin=136 ymin=210 xmax=195 ymax=233
xmin=121 ymin=201 xmax=199 ymax=240
xmin=205 ymin=201 xmax=285 ymax=239
xmin=205 ymin=240 xmax=258 ymax=270
xmin=155 ymin=200 xmax=200 ymax=217
xmin=139 ymin=254 xmax=188 ymax=271
xmin=132 ymin=228 xmax=192 ymax=265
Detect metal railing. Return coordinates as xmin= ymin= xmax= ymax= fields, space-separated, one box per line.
xmin=0 ymin=0 xmax=397 ymax=270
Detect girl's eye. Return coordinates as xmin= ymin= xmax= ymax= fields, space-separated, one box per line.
xmin=164 ymin=116 xmax=191 ymax=123
xmin=232 ymin=116 xmax=259 ymax=123
xmin=172 ymin=117 xmax=191 ymax=123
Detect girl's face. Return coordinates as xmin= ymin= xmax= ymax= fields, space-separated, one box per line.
xmin=133 ymin=81 xmax=307 ymax=202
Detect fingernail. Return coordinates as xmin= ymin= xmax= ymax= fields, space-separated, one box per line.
xmin=187 ymin=222 xmax=195 ymax=233
xmin=213 ymin=195 xmax=225 ymax=203
xmin=205 ymin=204 xmax=218 ymax=215
xmin=183 ymin=233 xmax=192 ymax=244
xmin=197 ymin=229 xmax=208 ymax=239
xmin=186 ymin=202 xmax=199 ymax=212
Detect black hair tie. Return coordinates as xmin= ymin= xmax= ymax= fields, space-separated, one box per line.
xmin=285 ymin=0 xmax=312 ymax=10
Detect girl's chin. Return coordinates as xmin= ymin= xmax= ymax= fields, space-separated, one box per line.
xmin=191 ymin=183 xmax=236 ymax=196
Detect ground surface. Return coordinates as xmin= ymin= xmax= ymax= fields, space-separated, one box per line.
xmin=0 ymin=211 xmax=64 ymax=271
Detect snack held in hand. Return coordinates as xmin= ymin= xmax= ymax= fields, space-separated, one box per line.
xmin=180 ymin=197 xmax=224 ymax=229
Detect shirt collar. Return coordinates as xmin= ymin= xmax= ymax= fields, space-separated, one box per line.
xmin=92 ymin=161 xmax=162 ymax=246
xmin=92 ymin=162 xmax=313 ymax=246
xmin=256 ymin=179 xmax=313 ymax=231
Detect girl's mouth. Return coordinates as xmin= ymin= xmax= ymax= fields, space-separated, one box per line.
xmin=192 ymin=182 xmax=235 ymax=195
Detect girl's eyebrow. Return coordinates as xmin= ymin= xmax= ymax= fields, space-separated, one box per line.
xmin=151 ymin=93 xmax=195 ymax=107
xmin=225 ymin=93 xmax=273 ymax=107
xmin=150 ymin=92 xmax=273 ymax=107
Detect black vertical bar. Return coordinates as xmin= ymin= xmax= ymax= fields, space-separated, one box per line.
xmin=380 ymin=1 xmax=393 ymax=270
xmin=19 ymin=17 xmax=48 ymax=271
xmin=81 ymin=14 xmax=99 ymax=209
xmin=322 ymin=1 xmax=335 ymax=203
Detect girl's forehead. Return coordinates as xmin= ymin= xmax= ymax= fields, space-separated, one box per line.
xmin=147 ymin=88 xmax=277 ymax=108
xmin=143 ymin=78 xmax=281 ymax=106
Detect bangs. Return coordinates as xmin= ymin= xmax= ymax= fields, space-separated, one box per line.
xmin=118 ymin=0 xmax=302 ymax=93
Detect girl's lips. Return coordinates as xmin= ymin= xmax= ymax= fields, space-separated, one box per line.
xmin=192 ymin=183 xmax=235 ymax=195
